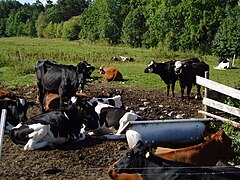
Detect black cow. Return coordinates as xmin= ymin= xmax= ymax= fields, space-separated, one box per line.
xmin=36 ymin=59 xmax=91 ymax=112
xmin=144 ymin=60 xmax=178 ymax=97
xmin=0 ymin=97 xmax=34 ymax=132
xmin=113 ymin=141 xmax=240 ymax=180
xmin=174 ymin=59 xmax=209 ymax=100
xmin=9 ymin=97 xmax=99 ymax=150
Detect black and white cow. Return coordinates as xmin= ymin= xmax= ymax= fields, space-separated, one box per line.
xmin=112 ymin=140 xmax=240 ymax=180
xmin=9 ymin=98 xmax=99 ymax=150
xmin=80 ymin=101 xmax=142 ymax=139
xmin=214 ymin=58 xmax=232 ymax=70
xmin=144 ymin=60 xmax=178 ymax=97
xmin=174 ymin=58 xmax=209 ymax=100
xmin=0 ymin=97 xmax=34 ymax=132
xmin=36 ymin=59 xmax=91 ymax=112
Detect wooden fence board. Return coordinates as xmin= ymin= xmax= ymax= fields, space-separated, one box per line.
xmin=203 ymin=97 xmax=240 ymax=117
xmin=198 ymin=110 xmax=240 ymax=128
xmin=196 ymin=76 xmax=240 ymax=100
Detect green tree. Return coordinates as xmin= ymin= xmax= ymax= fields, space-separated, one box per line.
xmin=212 ymin=6 xmax=240 ymax=57
xmin=62 ymin=16 xmax=81 ymax=40
xmin=35 ymin=12 xmax=46 ymax=37
xmin=122 ymin=7 xmax=147 ymax=47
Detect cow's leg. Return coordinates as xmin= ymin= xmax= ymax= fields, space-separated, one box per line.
xmin=186 ymin=85 xmax=192 ymax=101
xmin=171 ymin=81 xmax=175 ymax=97
xmin=195 ymin=84 xmax=202 ymax=100
xmin=24 ymin=124 xmax=48 ymax=150
xmin=166 ymin=84 xmax=170 ymax=96
xmin=181 ymin=87 xmax=184 ymax=100
xmin=37 ymin=82 xmax=45 ymax=112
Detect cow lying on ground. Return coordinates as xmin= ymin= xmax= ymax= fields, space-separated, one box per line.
xmin=214 ymin=58 xmax=232 ymax=70
xmin=79 ymin=101 xmax=142 ymax=139
xmin=174 ymin=58 xmax=209 ymax=100
xmin=144 ymin=60 xmax=178 ymax=97
xmin=98 ymin=65 xmax=123 ymax=82
xmin=36 ymin=59 xmax=92 ymax=112
xmin=0 ymin=97 xmax=34 ymax=132
xmin=110 ymin=140 xmax=240 ymax=180
xmin=9 ymin=97 xmax=99 ymax=150
xmin=155 ymin=130 xmax=235 ymax=166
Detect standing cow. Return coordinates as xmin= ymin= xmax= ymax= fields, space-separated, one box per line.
xmin=144 ymin=60 xmax=178 ymax=97
xmin=174 ymin=58 xmax=209 ymax=100
xmin=36 ymin=59 xmax=91 ymax=112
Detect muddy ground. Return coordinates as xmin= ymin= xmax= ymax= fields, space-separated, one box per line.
xmin=0 ymin=81 xmax=205 ymax=179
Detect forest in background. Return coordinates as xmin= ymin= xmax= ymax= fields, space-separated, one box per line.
xmin=0 ymin=0 xmax=239 ymax=57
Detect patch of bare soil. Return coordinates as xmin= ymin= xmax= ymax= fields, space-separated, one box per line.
xmin=0 ymin=82 xmax=203 ymax=179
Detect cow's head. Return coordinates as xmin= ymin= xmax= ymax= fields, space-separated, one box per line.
xmin=114 ymin=140 xmax=148 ymax=174
xmin=0 ymin=97 xmax=34 ymax=131
xmin=82 ymin=61 xmax=95 ymax=78
xmin=174 ymin=61 xmax=185 ymax=75
xmin=70 ymin=96 xmax=100 ymax=131
xmin=215 ymin=130 xmax=236 ymax=160
xmin=76 ymin=62 xmax=89 ymax=92
xmin=144 ymin=61 xmax=156 ymax=73
xmin=98 ymin=66 xmax=105 ymax=74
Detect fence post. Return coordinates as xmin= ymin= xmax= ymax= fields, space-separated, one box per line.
xmin=0 ymin=109 xmax=7 ymax=159
xmin=204 ymin=71 xmax=209 ymax=118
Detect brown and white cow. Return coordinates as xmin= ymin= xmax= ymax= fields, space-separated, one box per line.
xmin=98 ymin=65 xmax=123 ymax=82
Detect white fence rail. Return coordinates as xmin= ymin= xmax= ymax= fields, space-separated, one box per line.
xmin=196 ymin=75 xmax=240 ymax=128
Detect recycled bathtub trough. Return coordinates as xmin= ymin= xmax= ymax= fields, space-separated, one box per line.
xmin=118 ymin=118 xmax=213 ymax=148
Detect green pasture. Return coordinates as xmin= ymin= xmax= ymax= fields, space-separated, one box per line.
xmin=0 ymin=37 xmax=239 ymax=90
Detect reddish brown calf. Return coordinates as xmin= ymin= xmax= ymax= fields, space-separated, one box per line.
xmin=98 ymin=66 xmax=123 ymax=82
xmin=155 ymin=130 xmax=235 ymax=166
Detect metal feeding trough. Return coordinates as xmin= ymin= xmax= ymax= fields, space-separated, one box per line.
xmin=118 ymin=118 xmax=213 ymax=148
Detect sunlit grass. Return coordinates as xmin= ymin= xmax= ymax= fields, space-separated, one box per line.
xmin=0 ymin=37 xmax=239 ymax=90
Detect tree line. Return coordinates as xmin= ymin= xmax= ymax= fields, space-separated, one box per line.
xmin=0 ymin=0 xmax=239 ymax=57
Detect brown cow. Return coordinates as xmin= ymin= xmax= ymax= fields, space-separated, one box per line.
xmin=108 ymin=130 xmax=235 ymax=179
xmin=98 ymin=65 xmax=123 ymax=82
xmin=155 ymin=130 xmax=235 ymax=166
xmin=44 ymin=92 xmax=90 ymax=112
xmin=0 ymin=90 xmax=16 ymax=99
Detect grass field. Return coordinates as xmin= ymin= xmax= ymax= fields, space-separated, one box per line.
xmin=0 ymin=37 xmax=239 ymax=90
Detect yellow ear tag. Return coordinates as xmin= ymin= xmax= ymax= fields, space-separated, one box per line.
xmin=77 ymin=106 xmax=81 ymax=110
xmin=64 ymin=102 xmax=68 ymax=105
xmin=152 ymin=148 xmax=156 ymax=153
xmin=145 ymin=151 xmax=150 ymax=158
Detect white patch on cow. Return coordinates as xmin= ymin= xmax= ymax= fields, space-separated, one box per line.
xmin=70 ymin=96 xmax=77 ymax=104
xmin=174 ymin=61 xmax=183 ymax=75
xmin=94 ymin=102 xmax=114 ymax=114
xmin=24 ymin=123 xmax=70 ymax=150
xmin=63 ymin=112 xmax=69 ymax=120
xmin=19 ymin=98 xmax=26 ymax=106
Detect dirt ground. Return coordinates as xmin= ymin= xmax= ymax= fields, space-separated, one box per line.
xmin=0 ymin=81 xmax=204 ymax=179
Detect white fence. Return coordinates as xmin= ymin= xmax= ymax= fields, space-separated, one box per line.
xmin=196 ymin=74 xmax=240 ymax=128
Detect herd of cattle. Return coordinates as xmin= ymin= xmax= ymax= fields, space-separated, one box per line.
xmin=0 ymin=58 xmax=239 ymax=179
